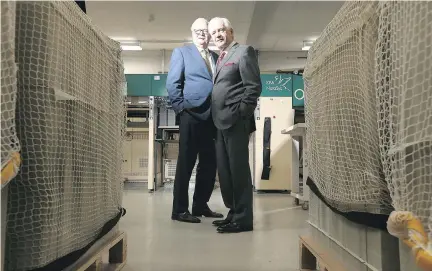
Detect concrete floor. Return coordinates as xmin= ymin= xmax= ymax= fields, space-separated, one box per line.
xmin=120 ymin=185 xmax=309 ymax=271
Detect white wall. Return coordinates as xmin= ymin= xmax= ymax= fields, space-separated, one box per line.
xmin=258 ymin=51 xmax=307 ymax=73
xmin=122 ymin=50 xmax=307 ymax=74
xmin=122 ymin=50 xmax=168 ymax=74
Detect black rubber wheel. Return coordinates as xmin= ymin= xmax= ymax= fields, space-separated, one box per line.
xmin=302 ymin=202 xmax=309 ymax=210
xmin=294 ymin=198 xmax=300 ymax=206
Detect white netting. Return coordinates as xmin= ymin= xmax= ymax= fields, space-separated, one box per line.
xmin=1 ymin=1 xmax=20 ymax=183
xmin=303 ymin=1 xmax=392 ymax=214
xmin=5 ymin=1 xmax=126 ymax=270
xmin=376 ymin=1 xmax=432 ymax=240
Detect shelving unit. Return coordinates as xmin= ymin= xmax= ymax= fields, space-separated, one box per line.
xmin=147 ymin=97 xmax=184 ymax=191
xmin=281 ymin=123 xmax=309 ymax=210
xmin=156 ymin=125 xmax=179 ymax=186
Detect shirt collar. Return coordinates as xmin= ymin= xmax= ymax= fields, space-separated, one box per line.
xmin=195 ymin=44 xmax=209 ymax=54
xmin=222 ymin=41 xmax=235 ymax=54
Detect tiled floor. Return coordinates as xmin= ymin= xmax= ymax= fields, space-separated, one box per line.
xmin=119 ymin=185 xmax=309 ymax=271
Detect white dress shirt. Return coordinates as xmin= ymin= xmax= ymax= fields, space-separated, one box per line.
xmin=221 ymin=40 xmax=236 ymax=55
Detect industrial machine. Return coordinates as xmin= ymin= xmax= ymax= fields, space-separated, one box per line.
xmin=123 ymin=96 xmax=150 ymax=183
xmin=253 ymin=73 xmax=305 ymax=193
xmin=147 ymin=95 xmax=199 ymax=191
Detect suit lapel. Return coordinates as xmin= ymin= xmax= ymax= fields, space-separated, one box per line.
xmin=214 ymin=42 xmax=239 ymax=82
xmin=209 ymin=51 xmax=218 ymax=75
xmin=210 ymin=51 xmax=218 ymax=66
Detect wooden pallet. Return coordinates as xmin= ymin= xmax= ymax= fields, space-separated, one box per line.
xmin=299 ymin=235 xmax=346 ymax=271
xmin=76 ymin=231 xmax=127 ymax=271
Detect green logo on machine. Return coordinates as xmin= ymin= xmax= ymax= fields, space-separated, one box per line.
xmin=260 ymin=74 xmax=292 ymax=97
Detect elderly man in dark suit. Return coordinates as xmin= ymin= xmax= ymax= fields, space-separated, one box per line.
xmin=166 ymin=18 xmax=223 ymax=224
xmin=208 ymin=17 xmax=262 ymax=233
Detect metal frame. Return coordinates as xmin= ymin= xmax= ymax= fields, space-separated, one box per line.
xmin=148 ymin=96 xmax=156 ymax=191
xmin=281 ymin=123 xmax=309 ymax=210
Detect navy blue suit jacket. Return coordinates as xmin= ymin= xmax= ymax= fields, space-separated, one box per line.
xmin=166 ymin=44 xmax=218 ymax=120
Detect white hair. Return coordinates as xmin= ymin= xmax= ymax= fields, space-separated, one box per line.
xmin=190 ymin=18 xmax=208 ymax=31
xmin=208 ymin=17 xmax=233 ymax=31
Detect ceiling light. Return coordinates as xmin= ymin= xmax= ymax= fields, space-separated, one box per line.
xmin=138 ymin=101 xmax=148 ymax=104
xmin=121 ymin=45 xmax=142 ymax=51
xmin=120 ymin=41 xmax=142 ymax=51
xmin=302 ymin=41 xmax=314 ymax=51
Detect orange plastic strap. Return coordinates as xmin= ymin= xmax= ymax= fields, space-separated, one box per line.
xmin=402 ymin=216 xmax=432 ymax=271
xmin=1 ymin=152 xmax=21 ymax=185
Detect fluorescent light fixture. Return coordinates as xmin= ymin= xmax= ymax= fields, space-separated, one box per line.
xmin=302 ymin=41 xmax=314 ymax=51
xmin=138 ymin=101 xmax=148 ymax=104
xmin=120 ymin=41 xmax=142 ymax=51
xmin=121 ymin=45 xmax=142 ymax=51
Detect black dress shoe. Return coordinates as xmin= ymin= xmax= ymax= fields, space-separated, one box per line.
xmin=212 ymin=219 xmax=231 ymax=227
xmin=217 ymin=222 xmax=253 ymax=233
xmin=192 ymin=209 xmax=224 ymax=218
xmin=171 ymin=212 xmax=201 ymax=223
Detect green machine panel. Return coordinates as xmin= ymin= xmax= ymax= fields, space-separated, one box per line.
xmin=125 ymin=73 xmax=300 ymax=98
xmin=150 ymin=74 xmax=168 ymax=96
xmin=292 ymin=74 xmax=305 ymax=107
xmin=125 ymin=74 xmax=151 ymax=96
xmin=260 ymin=74 xmax=292 ymax=97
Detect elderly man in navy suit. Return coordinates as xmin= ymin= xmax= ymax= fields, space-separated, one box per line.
xmin=166 ymin=18 xmax=223 ymax=223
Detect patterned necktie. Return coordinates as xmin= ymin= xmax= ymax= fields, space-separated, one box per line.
xmin=216 ymin=51 xmax=227 ymax=68
xmin=201 ymin=49 xmax=213 ymax=76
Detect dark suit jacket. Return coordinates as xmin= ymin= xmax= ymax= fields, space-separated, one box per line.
xmin=211 ymin=43 xmax=262 ymax=132
xmin=166 ymin=44 xmax=218 ymax=120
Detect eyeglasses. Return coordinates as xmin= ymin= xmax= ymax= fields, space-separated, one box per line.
xmin=193 ymin=29 xmax=208 ymax=35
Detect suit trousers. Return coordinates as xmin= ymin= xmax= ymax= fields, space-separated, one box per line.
xmin=215 ymin=117 xmax=253 ymax=226
xmin=172 ymin=111 xmax=217 ymax=215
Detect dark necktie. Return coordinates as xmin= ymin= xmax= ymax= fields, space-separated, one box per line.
xmin=216 ymin=51 xmax=227 ymax=68
xmin=200 ymin=49 xmax=213 ymax=76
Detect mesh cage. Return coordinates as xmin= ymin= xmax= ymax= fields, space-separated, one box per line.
xmin=5 ymin=1 xmax=126 ymax=270
xmin=376 ymin=1 xmax=432 ymax=239
xmin=1 ymin=1 xmax=20 ymax=185
xmin=303 ymin=1 xmax=392 ymax=215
